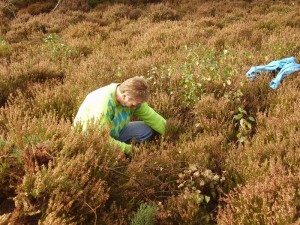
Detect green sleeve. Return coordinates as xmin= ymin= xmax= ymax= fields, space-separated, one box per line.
xmin=109 ymin=138 xmax=132 ymax=154
xmin=134 ymin=103 xmax=166 ymax=134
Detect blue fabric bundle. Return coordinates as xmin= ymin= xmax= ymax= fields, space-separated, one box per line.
xmin=246 ymin=56 xmax=300 ymax=89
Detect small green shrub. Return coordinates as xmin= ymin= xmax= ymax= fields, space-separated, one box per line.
xmin=0 ymin=39 xmax=12 ymax=57
xmin=130 ymin=203 xmax=157 ymax=225
xmin=232 ymin=107 xmax=256 ymax=143
xmin=156 ymin=165 xmax=225 ymax=224
xmin=177 ymin=46 xmax=236 ymax=107
xmin=43 ymin=33 xmax=80 ymax=59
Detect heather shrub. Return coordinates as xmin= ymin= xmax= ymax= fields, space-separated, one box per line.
xmin=3 ymin=116 xmax=124 ymax=224
xmin=0 ymin=12 xmax=10 ymax=35
xmin=192 ymin=95 xmax=233 ymax=136
xmin=98 ymin=202 xmax=129 ymax=225
xmin=182 ymin=134 xmax=229 ymax=171
xmin=149 ymin=4 xmax=180 ymax=22
xmin=3 ymin=0 xmax=46 ymax=10
xmin=239 ymin=75 xmax=276 ymax=113
xmin=251 ymin=85 xmax=300 ymax=170
xmin=126 ymin=0 xmax=162 ymax=3
xmin=128 ymin=8 xmax=143 ymax=20
xmin=101 ymin=4 xmax=132 ymax=24
xmin=17 ymin=1 xmax=55 ymax=15
xmin=0 ymin=59 xmax=65 ymax=107
xmin=28 ymin=84 xmax=78 ymax=120
xmin=6 ymin=11 xmax=87 ymax=39
xmin=43 ymin=33 xmax=80 ymax=60
xmin=119 ymin=144 xmax=181 ymax=204
xmin=146 ymin=64 xmax=183 ymax=118
xmin=1 ymin=0 xmax=18 ymax=18
xmin=224 ymin=81 xmax=300 ymax=186
xmin=1 ymin=0 xmax=300 ymax=224
xmin=57 ymin=0 xmax=90 ymax=11
xmin=155 ymin=165 xmax=225 ymax=224
xmin=62 ymin=21 xmax=103 ymax=39
xmin=164 ymin=117 xmax=185 ymax=141
xmin=0 ymin=113 xmax=66 ymax=223
xmin=120 ymin=137 xmax=226 ymax=224
xmin=0 ymin=137 xmax=23 ymax=200
xmin=217 ymin=163 xmax=299 ymax=225
xmin=256 ymin=18 xmax=279 ymax=32
xmin=285 ymin=12 xmax=300 ymax=28
xmin=88 ymin=0 xmax=103 ymax=7
xmin=5 ymin=15 xmax=48 ymax=42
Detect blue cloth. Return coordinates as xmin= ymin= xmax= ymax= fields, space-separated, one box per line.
xmin=246 ymin=57 xmax=300 ymax=89
xmin=116 ymin=121 xmax=154 ymax=143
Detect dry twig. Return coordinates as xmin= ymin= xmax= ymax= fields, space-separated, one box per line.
xmin=52 ymin=0 xmax=62 ymax=12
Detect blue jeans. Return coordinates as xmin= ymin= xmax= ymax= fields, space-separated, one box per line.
xmin=116 ymin=121 xmax=154 ymax=144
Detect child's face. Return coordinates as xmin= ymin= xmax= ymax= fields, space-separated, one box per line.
xmin=122 ymin=94 xmax=143 ymax=109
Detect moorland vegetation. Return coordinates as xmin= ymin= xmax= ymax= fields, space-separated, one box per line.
xmin=0 ymin=0 xmax=300 ymax=224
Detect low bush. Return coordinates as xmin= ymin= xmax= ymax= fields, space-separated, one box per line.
xmin=217 ymin=163 xmax=300 ymax=225
xmin=1 ymin=0 xmax=300 ymax=224
xmin=0 ymin=39 xmax=13 ymax=58
xmin=150 ymin=4 xmax=180 ymax=22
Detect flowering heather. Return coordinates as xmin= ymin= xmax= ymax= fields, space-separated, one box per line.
xmin=0 ymin=0 xmax=300 ymax=224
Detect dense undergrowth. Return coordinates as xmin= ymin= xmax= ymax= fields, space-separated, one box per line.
xmin=1 ymin=0 xmax=300 ymax=224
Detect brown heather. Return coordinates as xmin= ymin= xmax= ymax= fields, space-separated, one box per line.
xmin=1 ymin=0 xmax=300 ymax=224
xmin=217 ymin=162 xmax=299 ymax=225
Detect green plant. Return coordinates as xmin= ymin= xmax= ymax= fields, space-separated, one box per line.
xmin=130 ymin=203 xmax=157 ymax=225
xmin=154 ymin=164 xmax=226 ymax=224
xmin=176 ymin=165 xmax=225 ymax=203
xmin=0 ymin=160 xmax=10 ymax=186
xmin=178 ymin=45 xmax=204 ymax=107
xmin=0 ymin=39 xmax=12 ymax=57
xmin=224 ymin=88 xmax=243 ymax=105
xmin=233 ymin=107 xmax=255 ymax=143
xmin=43 ymin=33 xmax=79 ymax=59
xmin=179 ymin=45 xmax=237 ymax=107
xmin=180 ymin=66 xmax=202 ymax=107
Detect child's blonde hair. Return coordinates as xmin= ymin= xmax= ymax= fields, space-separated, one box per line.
xmin=119 ymin=76 xmax=149 ymax=101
